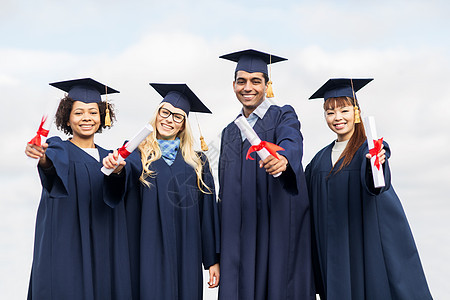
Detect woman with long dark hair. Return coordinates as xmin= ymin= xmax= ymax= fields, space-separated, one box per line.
xmin=306 ymin=78 xmax=432 ymax=299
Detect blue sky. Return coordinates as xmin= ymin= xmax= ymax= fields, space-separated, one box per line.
xmin=1 ymin=1 xmax=449 ymax=299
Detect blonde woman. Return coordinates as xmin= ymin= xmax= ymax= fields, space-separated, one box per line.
xmin=103 ymin=83 xmax=220 ymax=300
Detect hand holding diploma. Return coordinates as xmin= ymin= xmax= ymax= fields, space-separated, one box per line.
xmin=259 ymin=153 xmax=289 ymax=177
xmin=102 ymin=123 xmax=153 ymax=175
xmin=234 ymin=116 xmax=286 ymax=177
xmin=26 ymin=100 xmax=58 ymax=164
xmin=365 ymin=139 xmax=386 ymax=166
xmin=208 ymin=263 xmax=220 ymax=288
xmin=363 ymin=116 xmax=386 ymax=188
xmin=103 ymin=149 xmax=126 ymax=174
xmin=25 ymin=142 xmax=52 ymax=169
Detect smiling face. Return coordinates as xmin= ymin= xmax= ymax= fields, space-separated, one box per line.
xmin=233 ymin=70 xmax=267 ymax=117
xmin=67 ymin=101 xmax=101 ymax=142
xmin=325 ymin=99 xmax=356 ymax=142
xmin=155 ymin=102 xmax=185 ymax=140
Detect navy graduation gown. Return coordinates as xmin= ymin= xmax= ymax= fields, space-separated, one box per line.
xmin=218 ymin=105 xmax=315 ymax=300
xmin=104 ymin=149 xmax=220 ymax=300
xmin=28 ymin=137 xmax=132 ymax=300
xmin=305 ymin=140 xmax=432 ymax=300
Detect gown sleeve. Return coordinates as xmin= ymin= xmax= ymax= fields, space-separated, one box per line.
xmin=104 ymin=149 xmax=142 ymax=208
xmin=37 ymin=136 xmax=69 ymax=197
xmin=274 ymin=105 xmax=305 ymax=194
xmin=198 ymin=152 xmax=221 ymax=269
xmin=360 ymin=140 xmax=392 ymax=195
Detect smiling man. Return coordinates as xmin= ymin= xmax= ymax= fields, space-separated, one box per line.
xmin=217 ymin=49 xmax=314 ymax=299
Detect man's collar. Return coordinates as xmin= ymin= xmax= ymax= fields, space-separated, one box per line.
xmin=239 ymin=99 xmax=272 ymax=119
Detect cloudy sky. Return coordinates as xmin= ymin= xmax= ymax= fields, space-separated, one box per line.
xmin=1 ymin=0 xmax=449 ymax=298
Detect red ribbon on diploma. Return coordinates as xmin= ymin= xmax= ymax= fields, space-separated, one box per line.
xmin=118 ymin=142 xmax=131 ymax=159
xmin=246 ymin=141 xmax=285 ymax=160
xmin=369 ymin=137 xmax=384 ymax=170
xmin=28 ymin=116 xmax=50 ymax=146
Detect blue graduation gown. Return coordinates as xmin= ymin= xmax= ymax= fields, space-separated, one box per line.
xmin=28 ymin=137 xmax=132 ymax=300
xmin=218 ymin=105 xmax=315 ymax=300
xmin=104 ymin=149 xmax=220 ymax=300
xmin=305 ymin=140 xmax=432 ymax=300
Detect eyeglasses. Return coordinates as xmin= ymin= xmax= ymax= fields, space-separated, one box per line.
xmin=158 ymin=107 xmax=185 ymax=124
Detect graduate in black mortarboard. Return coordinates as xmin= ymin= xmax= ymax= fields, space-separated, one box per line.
xmin=217 ymin=49 xmax=314 ymax=299
xmin=102 ymin=84 xmax=220 ymax=300
xmin=306 ymin=78 xmax=432 ymax=299
xmin=25 ymin=78 xmax=133 ymax=299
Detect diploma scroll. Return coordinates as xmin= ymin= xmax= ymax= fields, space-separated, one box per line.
xmin=101 ymin=123 xmax=154 ymax=176
xmin=363 ymin=116 xmax=385 ymax=188
xmin=28 ymin=99 xmax=59 ymax=147
xmin=234 ymin=116 xmax=282 ymax=178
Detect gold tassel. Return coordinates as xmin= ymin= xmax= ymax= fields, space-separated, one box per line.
xmin=105 ymin=107 xmax=111 ymax=127
xmin=266 ymin=80 xmax=274 ymax=98
xmin=200 ymin=136 xmax=209 ymax=151
xmin=104 ymin=85 xmax=111 ymax=127
xmin=354 ymin=106 xmax=361 ymax=124
xmin=195 ymin=113 xmax=208 ymax=151
xmin=350 ymin=79 xmax=361 ymax=124
xmin=266 ymin=54 xmax=275 ymax=98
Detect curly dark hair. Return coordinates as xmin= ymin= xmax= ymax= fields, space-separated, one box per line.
xmin=54 ymin=95 xmax=116 ymax=135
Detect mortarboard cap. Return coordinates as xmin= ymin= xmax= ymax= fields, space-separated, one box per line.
xmin=150 ymin=83 xmax=211 ymax=116
xmin=49 ymin=78 xmax=119 ymax=103
xmin=309 ymin=78 xmax=373 ymax=101
xmin=219 ymin=49 xmax=287 ymax=75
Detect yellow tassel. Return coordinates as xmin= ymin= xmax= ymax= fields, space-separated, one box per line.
xmin=266 ymin=80 xmax=274 ymax=98
xmin=354 ymin=106 xmax=361 ymax=124
xmin=104 ymin=84 xmax=111 ymax=127
xmin=105 ymin=108 xmax=111 ymax=127
xmin=200 ymin=136 xmax=208 ymax=151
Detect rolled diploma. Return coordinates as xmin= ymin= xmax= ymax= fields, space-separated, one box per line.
xmin=363 ymin=116 xmax=385 ymax=188
xmin=30 ymin=99 xmax=59 ymax=146
xmin=39 ymin=114 xmax=54 ymax=145
xmin=234 ymin=116 xmax=282 ymax=178
xmin=101 ymin=123 xmax=153 ymax=176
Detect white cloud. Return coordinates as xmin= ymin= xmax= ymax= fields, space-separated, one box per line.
xmin=0 ymin=73 xmax=19 ymax=86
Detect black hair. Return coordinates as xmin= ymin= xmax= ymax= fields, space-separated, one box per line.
xmin=324 ymin=96 xmax=366 ymax=174
xmin=234 ymin=71 xmax=269 ymax=85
